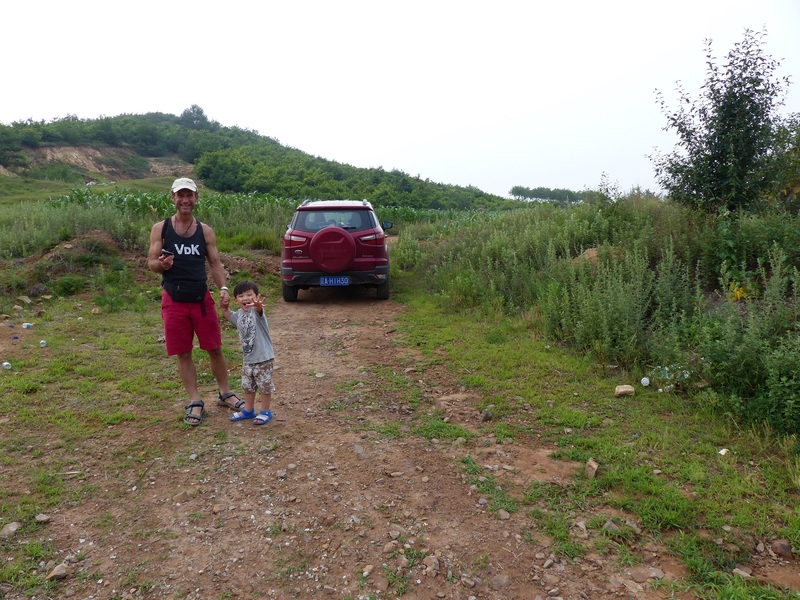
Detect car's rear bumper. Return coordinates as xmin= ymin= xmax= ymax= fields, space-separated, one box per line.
xmin=281 ymin=265 xmax=389 ymax=288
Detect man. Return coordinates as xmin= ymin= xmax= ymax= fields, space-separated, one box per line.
xmin=147 ymin=177 xmax=243 ymax=425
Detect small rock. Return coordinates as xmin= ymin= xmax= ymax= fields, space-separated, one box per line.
xmin=614 ymin=385 xmax=635 ymax=397
xmin=45 ymin=563 xmax=70 ymax=580
xmin=0 ymin=522 xmax=23 ymax=538
xmin=173 ymin=491 xmax=190 ymax=504
xmin=772 ymin=539 xmax=793 ymax=558
xmin=585 ymin=458 xmax=599 ymax=478
xmin=603 ymin=519 xmax=621 ymax=534
xmin=35 ymin=514 xmax=51 ymax=523
xmin=490 ymin=573 xmax=510 ymax=590
xmin=574 ymin=520 xmax=589 ymax=538
xmin=423 ymin=555 xmax=439 ymax=575
xmin=542 ymin=573 xmax=560 ymax=586
xmin=496 ymin=509 xmax=511 ymax=520
xmin=629 ymin=566 xmax=652 ymax=583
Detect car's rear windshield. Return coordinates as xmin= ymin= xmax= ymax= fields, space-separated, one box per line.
xmin=292 ymin=210 xmax=374 ymax=233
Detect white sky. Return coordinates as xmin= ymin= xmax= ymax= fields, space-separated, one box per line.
xmin=3 ymin=1 xmax=799 ymax=197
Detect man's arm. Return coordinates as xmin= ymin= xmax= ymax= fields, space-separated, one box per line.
xmin=204 ymin=224 xmax=230 ymax=296
xmin=147 ymin=221 xmax=172 ymax=273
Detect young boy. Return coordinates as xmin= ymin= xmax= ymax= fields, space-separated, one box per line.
xmin=221 ymin=280 xmax=276 ymax=425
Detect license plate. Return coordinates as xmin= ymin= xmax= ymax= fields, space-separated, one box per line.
xmin=320 ymin=276 xmax=349 ymax=286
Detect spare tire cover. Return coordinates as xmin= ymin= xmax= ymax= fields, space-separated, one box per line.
xmin=309 ymin=227 xmax=356 ymax=273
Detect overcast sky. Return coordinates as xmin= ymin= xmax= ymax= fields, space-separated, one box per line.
xmin=3 ymin=1 xmax=799 ymax=197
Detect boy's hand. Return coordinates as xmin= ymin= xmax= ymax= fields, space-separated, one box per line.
xmin=253 ymin=294 xmax=264 ymax=311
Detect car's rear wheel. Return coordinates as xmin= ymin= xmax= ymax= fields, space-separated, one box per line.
xmin=376 ymin=279 xmax=390 ymax=300
xmin=282 ymin=282 xmax=299 ymax=302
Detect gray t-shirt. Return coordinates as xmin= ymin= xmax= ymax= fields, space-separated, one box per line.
xmin=229 ymin=308 xmax=275 ymax=364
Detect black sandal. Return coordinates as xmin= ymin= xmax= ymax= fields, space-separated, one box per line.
xmin=217 ymin=391 xmax=244 ymax=410
xmin=183 ymin=401 xmax=205 ymax=426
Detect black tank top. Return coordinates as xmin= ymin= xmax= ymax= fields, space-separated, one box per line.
xmin=161 ymin=217 xmax=208 ymax=286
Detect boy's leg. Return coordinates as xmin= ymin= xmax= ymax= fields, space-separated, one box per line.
xmin=252 ymin=360 xmax=276 ymax=425
xmin=229 ymin=367 xmax=257 ymax=421
xmin=259 ymin=393 xmax=272 ymax=413
xmin=253 ymin=393 xmax=273 ymax=425
xmin=243 ymin=391 xmax=257 ymax=413
xmin=229 ymin=391 xmax=256 ymax=421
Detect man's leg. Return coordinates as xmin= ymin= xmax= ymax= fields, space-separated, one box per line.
xmin=176 ymin=350 xmax=203 ymax=419
xmin=207 ymin=346 xmax=233 ymax=401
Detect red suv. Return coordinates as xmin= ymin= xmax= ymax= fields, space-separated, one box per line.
xmin=280 ymin=200 xmax=393 ymax=302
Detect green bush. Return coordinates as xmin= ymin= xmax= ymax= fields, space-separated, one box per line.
xmin=764 ymin=334 xmax=800 ymax=433
xmin=52 ymin=275 xmax=87 ymax=296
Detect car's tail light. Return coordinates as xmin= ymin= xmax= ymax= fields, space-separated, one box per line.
xmin=284 ymin=233 xmax=307 ymax=248
xmin=359 ymin=231 xmax=385 ymax=246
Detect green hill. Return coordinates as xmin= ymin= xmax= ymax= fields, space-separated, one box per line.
xmin=0 ymin=106 xmax=511 ymax=209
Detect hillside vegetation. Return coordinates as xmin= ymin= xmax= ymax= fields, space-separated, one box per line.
xmin=0 ymin=106 xmax=512 ymax=210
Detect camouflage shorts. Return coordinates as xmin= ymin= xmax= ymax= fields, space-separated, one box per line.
xmin=241 ymin=359 xmax=276 ymax=394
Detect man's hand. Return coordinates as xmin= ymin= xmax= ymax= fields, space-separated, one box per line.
xmin=158 ymin=250 xmax=174 ymax=271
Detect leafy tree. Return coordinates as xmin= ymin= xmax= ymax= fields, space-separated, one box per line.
xmin=95 ymin=117 xmax=121 ymax=145
xmin=42 ymin=114 xmax=90 ymax=145
xmin=178 ymin=130 xmax=231 ymax=163
xmin=509 ymin=185 xmax=587 ymax=204
xmin=179 ymin=105 xmax=215 ymax=131
xmin=769 ymin=114 xmax=800 ymax=213
xmin=652 ymin=29 xmax=792 ymax=213
xmin=131 ymin=121 xmax=167 ymax=156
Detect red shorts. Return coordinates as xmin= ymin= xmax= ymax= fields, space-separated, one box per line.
xmin=161 ymin=290 xmax=222 ymax=356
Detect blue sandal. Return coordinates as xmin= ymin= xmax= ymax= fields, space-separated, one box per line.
xmin=253 ymin=410 xmax=273 ymax=426
xmin=230 ymin=408 xmax=256 ymax=422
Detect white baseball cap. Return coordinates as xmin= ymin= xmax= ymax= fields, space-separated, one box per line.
xmin=171 ymin=177 xmax=198 ymax=193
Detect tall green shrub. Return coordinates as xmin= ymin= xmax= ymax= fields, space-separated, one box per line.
xmin=652 ymin=29 xmax=792 ymax=213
